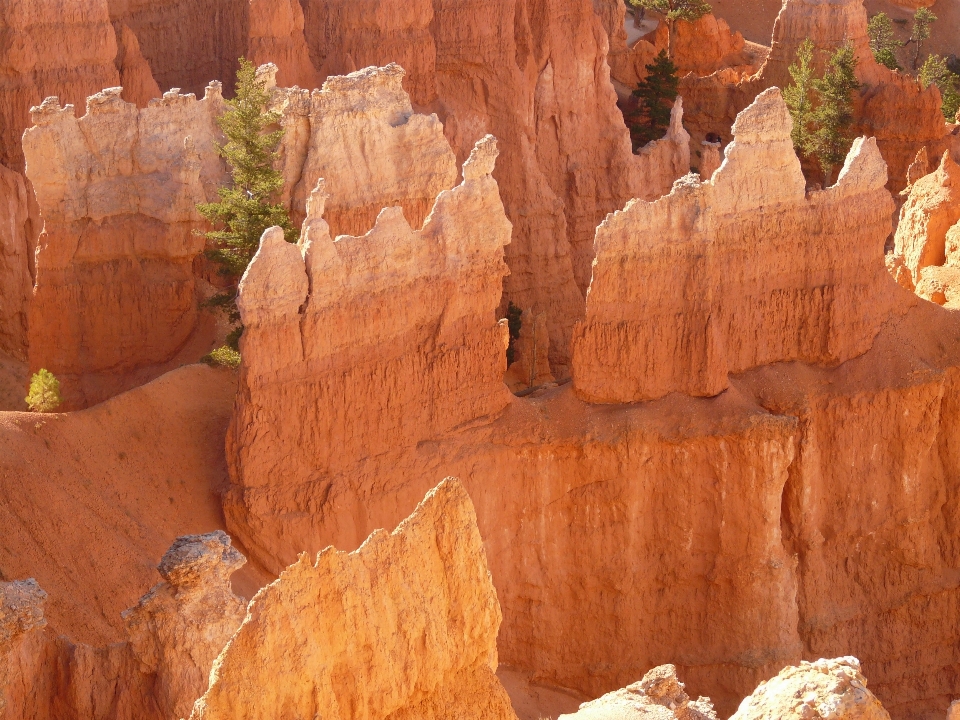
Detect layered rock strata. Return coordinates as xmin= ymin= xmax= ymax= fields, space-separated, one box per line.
xmin=0 ymin=532 xmax=247 ymax=720
xmin=22 ymin=84 xmax=227 ymax=408
xmin=572 ymin=88 xmax=897 ymax=403
xmin=190 ymin=479 xmax=516 ymax=720
xmin=270 ymin=64 xmax=458 ymax=234
xmin=223 ymin=81 xmax=960 ymax=719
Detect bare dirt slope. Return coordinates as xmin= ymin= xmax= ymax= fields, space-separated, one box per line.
xmin=713 ymin=0 xmax=957 ymax=64
xmin=0 ymin=364 xmax=271 ymax=646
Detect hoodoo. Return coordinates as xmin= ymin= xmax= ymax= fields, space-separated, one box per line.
xmin=2 ymin=0 xmax=960 ymax=719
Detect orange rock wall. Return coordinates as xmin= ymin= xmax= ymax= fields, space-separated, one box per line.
xmin=22 ymin=86 xmax=227 ymax=408
xmin=0 ymin=166 xmax=40 ymax=360
xmin=571 ymin=89 xmax=897 ymax=403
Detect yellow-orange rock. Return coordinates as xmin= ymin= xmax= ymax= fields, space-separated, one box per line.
xmin=113 ymin=22 xmax=162 ymax=107
xmin=190 ymin=478 xmax=516 ymax=720
xmin=272 ymin=64 xmax=458 ymax=234
xmin=572 ymin=88 xmax=898 ymax=403
xmin=248 ymin=0 xmax=320 ymax=89
xmin=22 ymin=85 xmax=227 ymax=408
xmin=559 ymin=665 xmax=717 ymax=720
xmin=729 ymin=658 xmax=890 ymax=720
xmin=893 ymin=152 xmax=960 ymax=288
xmin=0 ymin=165 xmax=39 ymax=361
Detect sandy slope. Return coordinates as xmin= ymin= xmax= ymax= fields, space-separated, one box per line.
xmin=0 ymin=363 xmax=272 ymax=645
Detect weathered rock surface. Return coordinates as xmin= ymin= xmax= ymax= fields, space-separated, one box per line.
xmin=892 ymin=152 xmax=960 ymax=290
xmin=0 ymin=165 xmax=39 ymax=360
xmin=247 ymin=0 xmax=319 ymax=89
xmin=272 ymin=64 xmax=458 ymax=234
xmin=572 ymin=88 xmax=899 ymax=403
xmin=0 ymin=531 xmax=249 ymax=720
xmin=730 ymin=658 xmax=889 ymax=720
xmin=190 ymin=478 xmax=516 ymax=720
xmin=559 ymin=665 xmax=717 ymax=720
xmin=22 ymin=84 xmax=227 ymax=408
xmin=113 ymin=21 xmax=162 ymax=107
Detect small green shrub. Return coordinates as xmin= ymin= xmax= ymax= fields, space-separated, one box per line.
xmin=25 ymin=368 xmax=62 ymax=413
xmin=202 ymin=345 xmax=242 ymax=369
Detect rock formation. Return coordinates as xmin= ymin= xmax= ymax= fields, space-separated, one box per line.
xmin=113 ymin=22 xmax=163 ymax=107
xmin=247 ymin=0 xmax=320 ymax=89
xmin=22 ymin=84 xmax=226 ymax=407
xmin=0 ymin=531 xmax=248 ymax=720
xmin=271 ymin=64 xmax=458 ymax=234
xmin=572 ymin=88 xmax=897 ymax=403
xmin=559 ymin=665 xmax=717 ymax=720
xmin=892 ymin=152 xmax=960 ymax=292
xmin=190 ymin=478 xmax=516 ymax=720
xmin=0 ymin=165 xmax=40 ymax=360
xmin=730 ymin=658 xmax=890 ymax=720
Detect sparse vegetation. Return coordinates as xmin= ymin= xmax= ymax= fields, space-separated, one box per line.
xmin=625 ymin=0 xmax=712 ymax=57
xmin=201 ymin=345 xmax=242 ymax=369
xmin=630 ymin=50 xmax=680 ymax=150
xmin=25 ymin=369 xmax=62 ymax=413
xmin=785 ymin=41 xmax=859 ymax=185
xmin=920 ymin=54 xmax=960 ymax=122
xmin=867 ymin=13 xmax=901 ymax=71
xmin=908 ymin=7 xmax=936 ymax=70
xmin=198 ymin=57 xmax=297 ymax=351
xmin=505 ymin=302 xmax=523 ymax=365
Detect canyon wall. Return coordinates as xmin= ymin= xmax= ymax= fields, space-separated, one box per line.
xmin=191 ymin=479 xmax=516 ymax=720
xmin=22 ymin=85 xmax=226 ymax=408
xmin=571 ymin=88 xmax=896 ymax=403
xmin=223 ymin=88 xmax=960 ymax=718
xmin=0 ymin=165 xmax=39 ymax=360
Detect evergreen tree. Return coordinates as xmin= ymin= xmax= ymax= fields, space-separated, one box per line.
xmin=784 ymin=39 xmax=816 ymax=159
xmin=908 ymin=7 xmax=936 ymax=70
xmin=866 ymin=13 xmax=901 ymax=71
xmin=809 ymin=44 xmax=860 ymax=185
xmin=25 ymin=369 xmax=62 ymax=413
xmin=920 ymin=54 xmax=960 ymax=122
xmin=198 ymin=58 xmax=296 ymax=278
xmin=626 ymin=0 xmax=712 ymax=57
xmin=630 ymin=50 xmax=680 ymax=149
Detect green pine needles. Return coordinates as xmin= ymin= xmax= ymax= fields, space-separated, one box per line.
xmin=867 ymin=13 xmax=901 ymax=71
xmin=198 ymin=58 xmax=296 ymax=278
xmin=785 ymin=40 xmax=860 ymax=186
xmin=25 ymin=369 xmax=62 ymax=413
xmin=920 ymin=54 xmax=960 ymax=122
xmin=631 ymin=50 xmax=680 ymax=150
xmin=626 ymin=0 xmax=712 ymax=57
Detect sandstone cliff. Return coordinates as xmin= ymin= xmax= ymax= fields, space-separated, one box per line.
xmin=270 ymin=63 xmax=458 ymax=234
xmin=191 ymin=478 xmax=516 ymax=720
xmin=0 ymin=531 xmax=248 ymax=720
xmin=572 ymin=88 xmax=898 ymax=403
xmin=22 ymin=85 xmax=227 ymax=408
xmin=0 ymin=165 xmax=40 ymax=360
xmin=892 ymin=151 xmax=960 ymax=293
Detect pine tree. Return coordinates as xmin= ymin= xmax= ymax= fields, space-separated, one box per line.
xmin=198 ymin=58 xmax=296 ymax=278
xmin=784 ymin=39 xmax=816 ymax=159
xmin=908 ymin=7 xmax=936 ymax=70
xmin=630 ymin=50 xmax=680 ymax=149
xmin=25 ymin=369 xmax=62 ymax=413
xmin=920 ymin=54 xmax=960 ymax=122
xmin=867 ymin=13 xmax=901 ymax=71
xmin=626 ymin=0 xmax=712 ymax=57
xmin=809 ymin=44 xmax=860 ymax=185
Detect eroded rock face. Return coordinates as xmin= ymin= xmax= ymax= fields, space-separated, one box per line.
xmin=272 ymin=64 xmax=458 ymax=234
xmin=123 ymin=532 xmax=247 ymax=720
xmin=247 ymin=0 xmax=319 ymax=89
xmin=0 ymin=165 xmax=40 ymax=361
xmin=572 ymin=88 xmax=898 ymax=403
xmin=730 ymin=658 xmax=889 ymax=720
xmin=22 ymin=84 xmax=226 ymax=408
xmin=226 ymin=136 xmax=512 ymax=562
xmin=1 ymin=533 xmax=247 ymax=720
xmin=560 ymin=665 xmax=717 ymax=720
xmin=892 ymin=152 xmax=960 ymax=290
xmin=190 ymin=478 xmax=515 ymax=720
